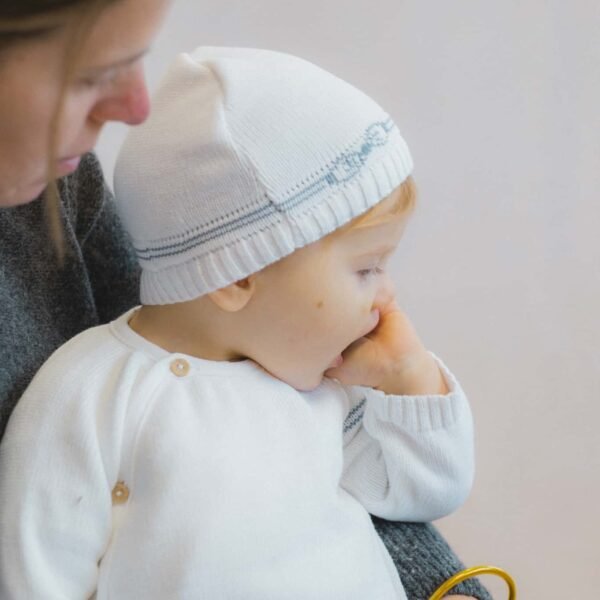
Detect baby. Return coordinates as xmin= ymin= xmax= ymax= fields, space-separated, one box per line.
xmin=0 ymin=47 xmax=474 ymax=599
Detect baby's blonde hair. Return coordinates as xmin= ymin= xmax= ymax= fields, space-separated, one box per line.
xmin=344 ymin=175 xmax=417 ymax=231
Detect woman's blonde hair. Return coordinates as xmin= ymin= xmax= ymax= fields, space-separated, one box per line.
xmin=0 ymin=0 xmax=120 ymax=260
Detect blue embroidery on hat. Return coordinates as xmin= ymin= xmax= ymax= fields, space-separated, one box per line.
xmin=135 ymin=117 xmax=396 ymax=260
xmin=343 ymin=397 xmax=367 ymax=434
xmin=280 ymin=118 xmax=395 ymax=213
xmin=327 ymin=122 xmax=392 ymax=185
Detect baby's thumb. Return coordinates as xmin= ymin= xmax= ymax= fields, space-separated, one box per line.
xmin=324 ymin=337 xmax=377 ymax=387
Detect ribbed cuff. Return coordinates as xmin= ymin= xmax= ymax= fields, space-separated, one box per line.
xmin=359 ymin=353 xmax=468 ymax=433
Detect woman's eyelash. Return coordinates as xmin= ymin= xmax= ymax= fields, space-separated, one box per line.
xmin=78 ymin=69 xmax=120 ymax=88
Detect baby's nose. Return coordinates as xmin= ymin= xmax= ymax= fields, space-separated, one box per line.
xmin=373 ymin=275 xmax=395 ymax=310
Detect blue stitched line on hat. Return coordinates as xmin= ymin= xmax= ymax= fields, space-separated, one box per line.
xmin=135 ymin=118 xmax=396 ymax=260
xmin=343 ymin=397 xmax=367 ymax=434
xmin=137 ymin=202 xmax=280 ymax=260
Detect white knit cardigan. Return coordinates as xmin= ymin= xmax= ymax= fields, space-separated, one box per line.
xmin=0 ymin=309 xmax=474 ymax=599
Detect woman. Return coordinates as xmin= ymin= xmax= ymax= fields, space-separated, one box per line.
xmin=0 ymin=2 xmax=489 ymax=598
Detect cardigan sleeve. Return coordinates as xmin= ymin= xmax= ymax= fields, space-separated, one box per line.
xmin=340 ymin=354 xmax=474 ymax=522
xmin=0 ymin=335 xmax=128 ymax=599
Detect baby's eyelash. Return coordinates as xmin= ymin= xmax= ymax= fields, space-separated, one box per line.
xmin=357 ymin=266 xmax=384 ymax=278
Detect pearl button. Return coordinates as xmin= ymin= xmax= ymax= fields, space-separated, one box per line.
xmin=170 ymin=358 xmax=190 ymax=377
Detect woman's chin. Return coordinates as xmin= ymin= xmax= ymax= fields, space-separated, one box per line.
xmin=0 ymin=181 xmax=47 ymax=207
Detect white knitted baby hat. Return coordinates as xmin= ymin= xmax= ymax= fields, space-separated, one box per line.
xmin=114 ymin=47 xmax=413 ymax=305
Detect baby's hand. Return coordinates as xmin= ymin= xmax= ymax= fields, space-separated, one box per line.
xmin=325 ymin=299 xmax=449 ymax=396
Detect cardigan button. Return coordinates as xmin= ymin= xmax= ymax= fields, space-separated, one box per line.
xmin=111 ymin=481 xmax=130 ymax=505
xmin=170 ymin=358 xmax=190 ymax=377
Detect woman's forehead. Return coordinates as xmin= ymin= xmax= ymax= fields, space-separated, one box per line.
xmin=75 ymin=0 xmax=169 ymax=69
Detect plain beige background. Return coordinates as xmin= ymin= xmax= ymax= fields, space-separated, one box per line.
xmin=97 ymin=1 xmax=600 ymax=597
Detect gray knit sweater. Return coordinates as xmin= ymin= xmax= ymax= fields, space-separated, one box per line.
xmin=0 ymin=154 xmax=490 ymax=600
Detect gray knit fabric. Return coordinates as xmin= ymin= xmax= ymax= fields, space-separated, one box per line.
xmin=0 ymin=154 xmax=491 ymax=599
xmin=373 ymin=517 xmax=493 ymax=599
xmin=0 ymin=153 xmax=140 ymax=439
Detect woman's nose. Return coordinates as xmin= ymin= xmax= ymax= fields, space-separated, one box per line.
xmin=90 ymin=67 xmax=151 ymax=126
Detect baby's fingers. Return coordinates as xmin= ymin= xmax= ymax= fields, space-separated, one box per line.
xmin=324 ymin=337 xmax=382 ymax=387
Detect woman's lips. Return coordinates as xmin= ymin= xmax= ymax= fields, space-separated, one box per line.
xmin=57 ymin=155 xmax=81 ymax=176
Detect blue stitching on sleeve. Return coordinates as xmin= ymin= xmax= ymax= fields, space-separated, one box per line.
xmin=343 ymin=397 xmax=367 ymax=434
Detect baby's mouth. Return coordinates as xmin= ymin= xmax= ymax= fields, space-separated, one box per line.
xmin=327 ymin=354 xmax=344 ymax=369
xmin=328 ymin=311 xmax=381 ymax=372
xmin=354 ymin=310 xmax=381 ymax=342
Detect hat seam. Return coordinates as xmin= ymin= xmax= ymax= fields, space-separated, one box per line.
xmin=204 ymin=59 xmax=289 ymax=219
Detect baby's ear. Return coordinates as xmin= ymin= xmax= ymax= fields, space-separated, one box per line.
xmin=207 ymin=275 xmax=256 ymax=312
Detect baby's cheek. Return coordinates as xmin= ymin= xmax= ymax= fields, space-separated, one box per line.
xmin=361 ymin=301 xmax=373 ymax=315
xmin=314 ymin=302 xmax=343 ymax=334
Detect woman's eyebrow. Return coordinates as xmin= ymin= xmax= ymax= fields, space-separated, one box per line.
xmin=79 ymin=48 xmax=150 ymax=76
